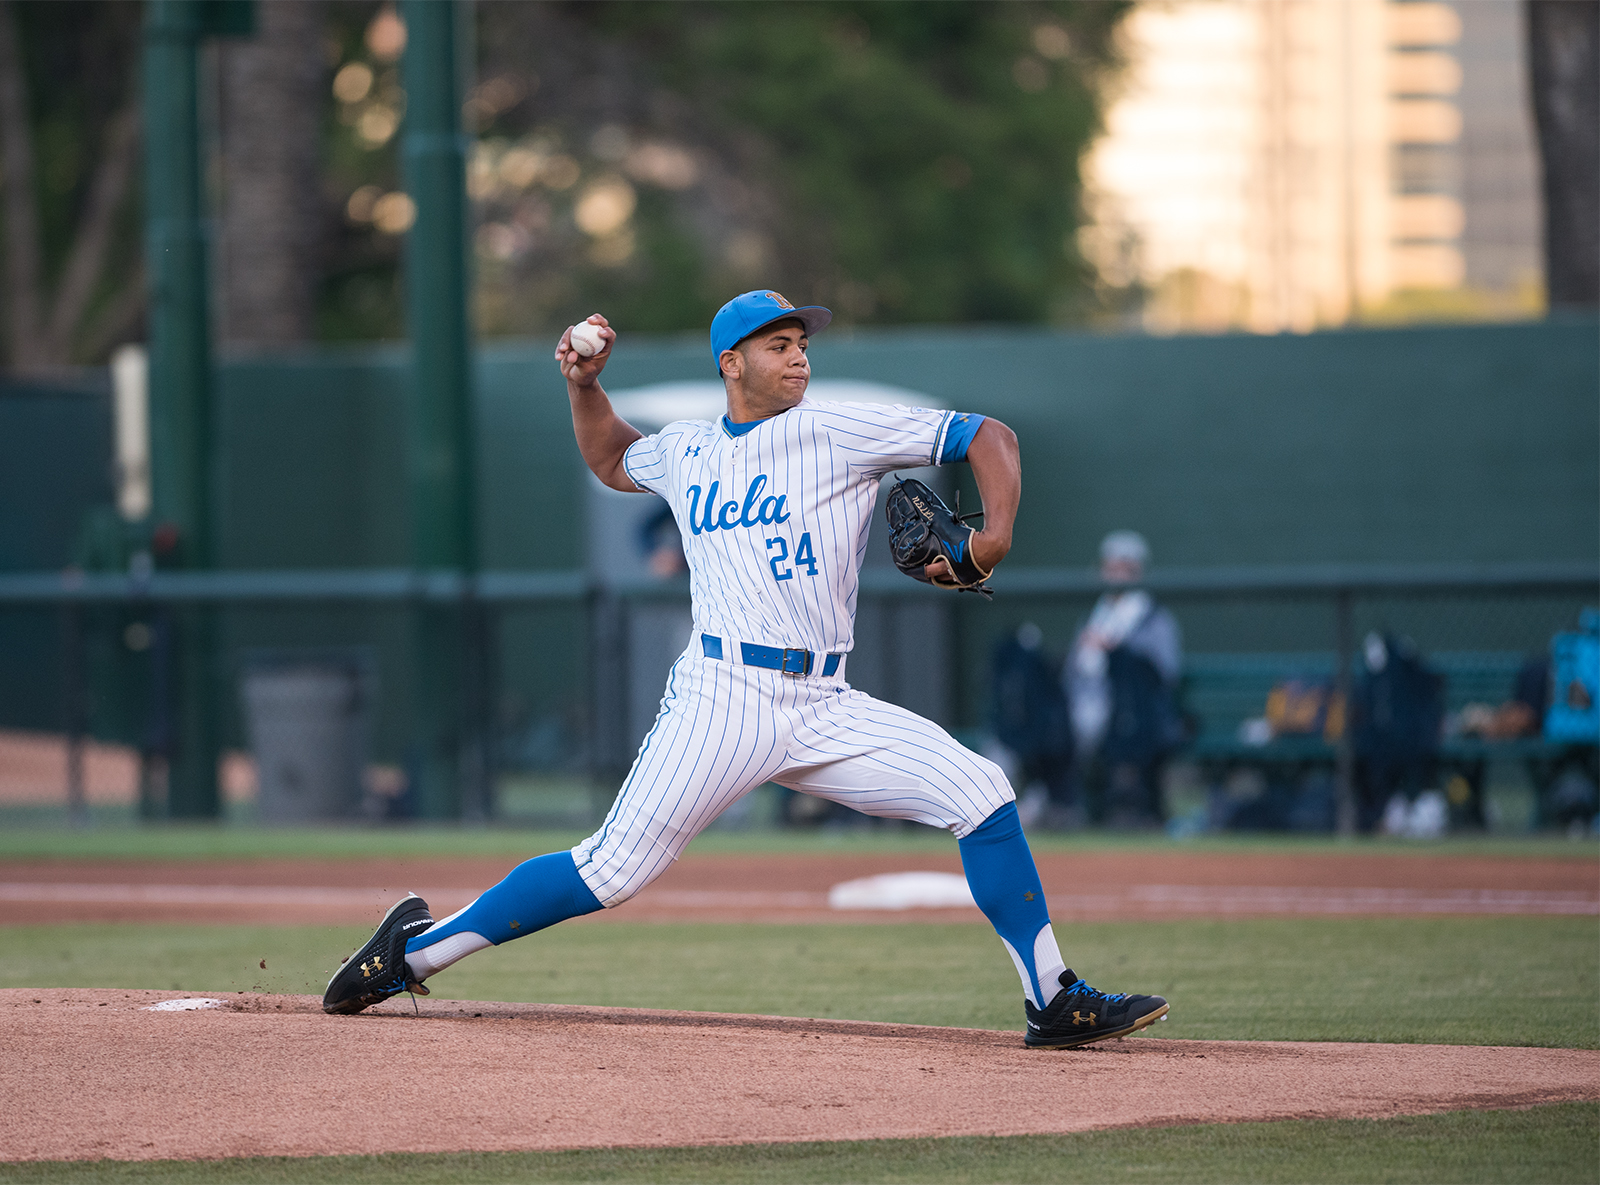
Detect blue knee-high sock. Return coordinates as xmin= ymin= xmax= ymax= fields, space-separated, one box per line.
xmin=406 ymin=851 xmax=602 ymax=957
xmin=959 ymin=802 xmax=1067 ymax=1007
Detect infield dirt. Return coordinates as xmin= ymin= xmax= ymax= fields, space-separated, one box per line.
xmin=4 ymin=848 xmax=1595 ymax=1164
xmin=3 ymin=850 xmax=1595 ymax=924
xmin=4 ymin=989 xmax=1598 ymax=1163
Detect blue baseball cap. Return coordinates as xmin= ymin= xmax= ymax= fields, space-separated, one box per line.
xmin=710 ymin=290 xmax=832 ymax=376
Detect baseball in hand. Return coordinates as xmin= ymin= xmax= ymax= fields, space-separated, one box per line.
xmin=569 ymin=321 xmax=606 ymax=358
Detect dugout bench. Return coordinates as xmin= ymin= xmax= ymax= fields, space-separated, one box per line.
xmin=1180 ymin=652 xmax=1599 ymax=831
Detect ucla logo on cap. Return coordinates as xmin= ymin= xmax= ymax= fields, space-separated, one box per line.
xmin=765 ymin=291 xmax=796 ymax=310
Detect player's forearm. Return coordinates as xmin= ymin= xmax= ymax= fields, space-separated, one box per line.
xmin=568 ymin=380 xmax=644 ymax=491
xmin=966 ymin=417 xmax=1020 ymax=571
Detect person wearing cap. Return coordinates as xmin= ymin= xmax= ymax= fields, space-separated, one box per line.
xmin=320 ymin=290 xmax=1174 ymax=1052
xmin=1064 ymin=531 xmax=1185 ymax=827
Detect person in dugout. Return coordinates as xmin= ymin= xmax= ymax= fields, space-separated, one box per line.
xmin=1064 ymin=531 xmax=1185 ymax=828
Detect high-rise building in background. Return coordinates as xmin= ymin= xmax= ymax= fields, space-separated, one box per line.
xmin=1080 ymin=0 xmax=1542 ymax=333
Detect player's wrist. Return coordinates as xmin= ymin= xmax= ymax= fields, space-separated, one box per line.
xmin=972 ymin=529 xmax=1011 ymax=571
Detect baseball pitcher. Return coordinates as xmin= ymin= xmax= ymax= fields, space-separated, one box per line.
xmin=323 ymin=290 xmax=1168 ymax=1048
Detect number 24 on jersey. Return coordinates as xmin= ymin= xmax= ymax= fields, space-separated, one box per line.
xmin=766 ymin=533 xmax=818 ymax=582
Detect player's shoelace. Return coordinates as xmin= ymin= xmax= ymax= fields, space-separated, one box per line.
xmin=1062 ymin=978 xmax=1128 ymax=1006
xmin=367 ymin=970 xmax=427 ymax=1000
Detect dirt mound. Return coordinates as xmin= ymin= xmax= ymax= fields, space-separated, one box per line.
xmin=3 ymin=989 xmax=1595 ymax=1163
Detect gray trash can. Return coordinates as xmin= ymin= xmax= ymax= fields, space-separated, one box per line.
xmin=240 ymin=652 xmax=373 ymax=822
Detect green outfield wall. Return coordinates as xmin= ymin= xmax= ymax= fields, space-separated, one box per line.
xmin=1 ymin=320 xmax=1594 ymax=764
xmin=202 ymin=318 xmax=1600 ymax=574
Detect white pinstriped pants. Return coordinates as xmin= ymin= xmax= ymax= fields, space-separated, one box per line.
xmin=572 ymin=646 xmax=1016 ymax=907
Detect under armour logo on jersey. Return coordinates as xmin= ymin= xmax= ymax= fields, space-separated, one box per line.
xmin=684 ymin=445 xmax=701 ymax=457
xmin=764 ymin=291 xmax=795 ymax=310
xmin=686 ymin=474 xmax=790 ymax=535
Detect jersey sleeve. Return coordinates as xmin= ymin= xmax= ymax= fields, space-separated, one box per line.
xmin=940 ymin=411 xmax=986 ymax=462
xmin=622 ymin=431 xmax=670 ymax=495
xmin=816 ymin=402 xmax=982 ymax=474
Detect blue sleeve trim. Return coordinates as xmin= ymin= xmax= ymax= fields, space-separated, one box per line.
xmin=930 ymin=409 xmax=952 ymax=466
xmin=939 ymin=413 xmax=985 ymax=464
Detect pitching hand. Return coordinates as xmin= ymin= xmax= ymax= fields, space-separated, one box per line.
xmin=555 ymin=314 xmax=614 ymax=387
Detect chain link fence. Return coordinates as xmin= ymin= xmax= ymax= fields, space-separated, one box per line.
xmin=0 ymin=563 xmax=1592 ymax=832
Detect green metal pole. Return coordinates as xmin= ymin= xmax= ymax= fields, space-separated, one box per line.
xmin=402 ymin=0 xmax=482 ymax=820
xmin=143 ymin=0 xmax=219 ymax=819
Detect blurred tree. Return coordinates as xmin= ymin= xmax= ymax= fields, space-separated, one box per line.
xmin=0 ymin=1 xmax=1129 ymax=353
xmin=1527 ymin=0 xmax=1599 ymax=309
xmin=0 ymin=0 xmax=142 ymax=369
xmin=317 ymin=0 xmax=409 ymax=341
xmin=456 ymin=0 xmax=1126 ymax=336
xmin=217 ymin=0 xmax=327 ymax=347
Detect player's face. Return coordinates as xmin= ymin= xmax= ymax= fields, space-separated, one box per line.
xmin=733 ymin=323 xmax=810 ymax=415
xmin=1101 ymin=557 xmax=1142 ymax=586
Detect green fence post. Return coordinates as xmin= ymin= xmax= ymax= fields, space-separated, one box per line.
xmin=141 ymin=0 xmax=252 ymax=821
xmin=143 ymin=0 xmax=219 ymax=820
xmin=1334 ymin=589 xmax=1356 ymax=837
xmin=402 ymin=0 xmax=483 ymax=820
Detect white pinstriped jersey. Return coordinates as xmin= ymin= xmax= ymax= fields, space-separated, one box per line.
xmin=622 ymin=398 xmax=966 ymax=655
xmin=571 ymin=397 xmax=1010 ymax=907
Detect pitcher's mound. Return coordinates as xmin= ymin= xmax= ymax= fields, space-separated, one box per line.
xmin=3 ymin=989 xmax=1596 ymax=1163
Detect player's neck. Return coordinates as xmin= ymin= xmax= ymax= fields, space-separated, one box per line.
xmin=724 ymin=386 xmax=803 ymax=424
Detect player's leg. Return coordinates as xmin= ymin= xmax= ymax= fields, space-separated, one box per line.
xmin=570 ymin=655 xmax=792 ymax=905
xmin=399 ymin=853 xmax=602 ymax=980
xmin=780 ymin=688 xmax=1167 ymax=1047
xmin=778 ymin=688 xmax=1067 ymax=1001
xmin=398 ymin=652 xmax=787 ymax=984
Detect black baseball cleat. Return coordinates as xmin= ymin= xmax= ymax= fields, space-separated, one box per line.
xmin=1024 ymin=969 xmax=1169 ymax=1049
xmin=322 ymin=893 xmax=435 ymax=1015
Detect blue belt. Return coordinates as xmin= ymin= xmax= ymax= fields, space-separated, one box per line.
xmin=701 ymin=633 xmax=841 ymax=677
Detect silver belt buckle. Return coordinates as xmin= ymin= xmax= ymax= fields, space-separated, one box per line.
xmin=780 ymin=647 xmax=812 ymax=677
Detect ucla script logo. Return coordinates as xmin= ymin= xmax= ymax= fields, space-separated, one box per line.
xmin=686 ymin=474 xmax=790 ymax=535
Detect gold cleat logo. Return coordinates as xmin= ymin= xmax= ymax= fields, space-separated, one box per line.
xmin=1071 ymin=1010 xmax=1097 ymax=1026
xmin=360 ymin=955 xmax=384 ymax=978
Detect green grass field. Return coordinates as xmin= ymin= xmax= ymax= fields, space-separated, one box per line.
xmin=6 ymin=915 xmax=1596 ymax=1048
xmin=4 ymin=827 xmax=1596 ymax=1182
xmin=2 ymin=1105 xmax=1595 ymax=1185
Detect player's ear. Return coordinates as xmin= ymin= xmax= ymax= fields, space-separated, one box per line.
xmin=719 ymin=349 xmax=743 ymax=381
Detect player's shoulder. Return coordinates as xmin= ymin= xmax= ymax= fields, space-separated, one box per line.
xmin=636 ymin=418 xmax=718 ymax=447
xmin=789 ymin=398 xmax=948 ymax=446
xmin=658 ymin=416 xmax=718 ymax=434
xmin=792 ymin=397 xmax=945 ymax=424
